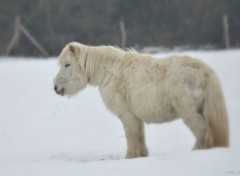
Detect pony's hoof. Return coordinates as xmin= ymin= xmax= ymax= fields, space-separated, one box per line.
xmin=125 ymin=149 xmax=149 ymax=159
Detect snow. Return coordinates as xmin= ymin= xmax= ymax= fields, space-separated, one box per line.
xmin=0 ymin=49 xmax=240 ymax=176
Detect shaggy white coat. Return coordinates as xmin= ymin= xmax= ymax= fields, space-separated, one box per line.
xmin=54 ymin=42 xmax=229 ymax=158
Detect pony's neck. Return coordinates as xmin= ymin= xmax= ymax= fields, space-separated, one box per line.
xmin=82 ymin=45 xmax=125 ymax=87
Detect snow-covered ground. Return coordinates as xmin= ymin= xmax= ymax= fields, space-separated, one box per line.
xmin=0 ymin=49 xmax=239 ymax=176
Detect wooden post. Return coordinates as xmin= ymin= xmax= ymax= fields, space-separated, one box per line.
xmin=5 ymin=16 xmax=21 ymax=55
xmin=222 ymin=14 xmax=230 ymax=49
xmin=6 ymin=15 xmax=49 ymax=57
xmin=20 ymin=24 xmax=49 ymax=57
xmin=120 ymin=20 xmax=127 ymax=48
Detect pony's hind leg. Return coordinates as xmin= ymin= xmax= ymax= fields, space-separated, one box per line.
xmin=178 ymin=106 xmax=209 ymax=149
xmin=120 ymin=113 xmax=148 ymax=158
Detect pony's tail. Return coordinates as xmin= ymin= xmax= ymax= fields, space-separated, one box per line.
xmin=203 ymin=72 xmax=229 ymax=147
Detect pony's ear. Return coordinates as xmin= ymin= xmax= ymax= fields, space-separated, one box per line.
xmin=68 ymin=43 xmax=80 ymax=56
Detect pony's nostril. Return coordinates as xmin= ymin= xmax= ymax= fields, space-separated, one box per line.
xmin=54 ymin=85 xmax=58 ymax=91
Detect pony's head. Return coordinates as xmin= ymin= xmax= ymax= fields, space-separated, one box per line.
xmin=53 ymin=42 xmax=89 ymax=97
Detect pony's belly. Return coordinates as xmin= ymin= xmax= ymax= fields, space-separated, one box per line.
xmin=138 ymin=113 xmax=177 ymax=124
xmin=131 ymin=104 xmax=177 ymax=124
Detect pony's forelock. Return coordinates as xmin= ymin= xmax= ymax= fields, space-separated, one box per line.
xmin=58 ymin=45 xmax=69 ymax=65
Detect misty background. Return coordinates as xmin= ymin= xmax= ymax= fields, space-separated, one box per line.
xmin=0 ymin=0 xmax=239 ymax=56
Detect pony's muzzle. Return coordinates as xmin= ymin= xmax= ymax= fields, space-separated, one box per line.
xmin=54 ymin=85 xmax=65 ymax=96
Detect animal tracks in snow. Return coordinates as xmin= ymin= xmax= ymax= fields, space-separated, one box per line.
xmin=49 ymin=151 xmax=123 ymax=163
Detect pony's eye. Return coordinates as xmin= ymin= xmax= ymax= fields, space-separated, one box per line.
xmin=65 ymin=64 xmax=70 ymax=68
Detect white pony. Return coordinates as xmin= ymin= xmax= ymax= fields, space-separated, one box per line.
xmin=54 ymin=42 xmax=229 ymax=158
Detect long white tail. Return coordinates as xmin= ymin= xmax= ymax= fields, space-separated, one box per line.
xmin=203 ymin=72 xmax=229 ymax=147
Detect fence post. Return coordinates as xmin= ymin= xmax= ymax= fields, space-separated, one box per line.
xmin=6 ymin=15 xmax=49 ymax=57
xmin=120 ymin=19 xmax=127 ymax=48
xmin=222 ymin=14 xmax=230 ymax=49
xmin=5 ymin=16 xmax=21 ymax=55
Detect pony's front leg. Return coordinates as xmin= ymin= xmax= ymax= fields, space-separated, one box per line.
xmin=120 ymin=114 xmax=148 ymax=159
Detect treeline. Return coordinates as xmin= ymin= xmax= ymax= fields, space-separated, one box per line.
xmin=0 ymin=0 xmax=239 ymax=56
